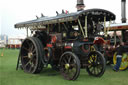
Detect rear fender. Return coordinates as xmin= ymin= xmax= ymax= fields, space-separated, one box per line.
xmin=93 ymin=37 xmax=106 ymax=45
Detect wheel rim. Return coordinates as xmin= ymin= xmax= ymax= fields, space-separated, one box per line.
xmin=113 ymin=52 xmax=128 ymax=70
xmin=21 ymin=38 xmax=39 ymax=73
xmin=60 ymin=52 xmax=80 ymax=80
xmin=86 ymin=51 xmax=105 ymax=77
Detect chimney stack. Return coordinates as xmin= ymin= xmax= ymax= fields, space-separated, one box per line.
xmin=121 ymin=0 xmax=126 ymax=23
xmin=76 ymin=0 xmax=85 ymax=11
xmin=121 ymin=0 xmax=127 ymax=42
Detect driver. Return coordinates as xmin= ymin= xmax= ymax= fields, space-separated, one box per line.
xmin=113 ymin=42 xmax=128 ymax=71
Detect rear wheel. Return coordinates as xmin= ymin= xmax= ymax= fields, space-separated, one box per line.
xmin=33 ymin=32 xmax=49 ymax=64
xmin=59 ymin=52 xmax=80 ymax=80
xmin=20 ymin=37 xmax=44 ymax=73
xmin=86 ymin=51 xmax=106 ymax=77
xmin=113 ymin=52 xmax=128 ymax=70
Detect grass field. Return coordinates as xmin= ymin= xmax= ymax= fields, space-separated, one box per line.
xmin=0 ymin=49 xmax=128 ymax=85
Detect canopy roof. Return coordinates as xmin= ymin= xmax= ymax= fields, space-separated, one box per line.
xmin=15 ymin=9 xmax=116 ymax=29
xmin=106 ymin=23 xmax=128 ymax=31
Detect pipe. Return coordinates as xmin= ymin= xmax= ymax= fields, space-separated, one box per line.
xmin=121 ymin=0 xmax=127 ymax=42
xmin=26 ymin=28 xmax=28 ymax=37
xmin=121 ymin=0 xmax=126 ymax=23
xmin=76 ymin=0 xmax=85 ymax=11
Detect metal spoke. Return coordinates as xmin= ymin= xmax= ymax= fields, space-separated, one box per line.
xmin=89 ymin=56 xmax=93 ymax=63
xmin=26 ymin=40 xmax=31 ymax=47
xmin=88 ymin=65 xmax=92 ymax=69
xmin=63 ymin=58 xmax=68 ymax=64
xmin=28 ymin=63 xmax=34 ymax=72
xmin=28 ymin=66 xmax=32 ymax=72
xmin=31 ymin=58 xmax=36 ymax=65
xmin=22 ymin=46 xmax=29 ymax=52
xmin=68 ymin=55 xmax=72 ymax=63
xmin=66 ymin=69 xmax=70 ymax=74
xmin=91 ymin=67 xmax=95 ymax=74
xmin=65 ymin=55 xmax=69 ymax=62
xmin=94 ymin=67 xmax=96 ymax=74
xmin=32 ymin=49 xmax=36 ymax=53
xmin=97 ymin=64 xmax=103 ymax=70
xmin=23 ymin=56 xmax=28 ymax=58
xmin=24 ymin=60 xmax=31 ymax=68
xmin=30 ymin=44 xmax=34 ymax=52
xmin=32 ymin=54 xmax=36 ymax=59
xmin=96 ymin=67 xmax=99 ymax=74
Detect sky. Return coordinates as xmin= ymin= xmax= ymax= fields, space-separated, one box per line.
xmin=0 ymin=0 xmax=128 ymax=37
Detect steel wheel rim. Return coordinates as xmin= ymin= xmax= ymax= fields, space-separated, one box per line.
xmin=21 ymin=38 xmax=38 ymax=73
xmin=60 ymin=52 xmax=79 ymax=80
xmin=87 ymin=51 xmax=105 ymax=76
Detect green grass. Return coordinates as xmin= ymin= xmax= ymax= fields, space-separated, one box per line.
xmin=0 ymin=49 xmax=128 ymax=85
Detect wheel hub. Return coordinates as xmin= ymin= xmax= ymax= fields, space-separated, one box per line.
xmin=65 ymin=64 xmax=70 ymax=69
xmin=28 ymin=52 xmax=33 ymax=58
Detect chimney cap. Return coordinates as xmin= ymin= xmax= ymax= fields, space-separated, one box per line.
xmin=122 ymin=0 xmax=126 ymax=2
xmin=76 ymin=0 xmax=85 ymax=11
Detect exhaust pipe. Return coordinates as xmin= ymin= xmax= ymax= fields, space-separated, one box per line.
xmin=121 ymin=0 xmax=127 ymax=23
xmin=76 ymin=0 xmax=85 ymax=11
xmin=121 ymin=0 xmax=127 ymax=42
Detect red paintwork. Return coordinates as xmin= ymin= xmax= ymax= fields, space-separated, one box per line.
xmin=47 ymin=44 xmax=53 ymax=47
xmin=64 ymin=46 xmax=72 ymax=49
xmin=51 ymin=36 xmax=57 ymax=43
xmin=93 ymin=37 xmax=106 ymax=44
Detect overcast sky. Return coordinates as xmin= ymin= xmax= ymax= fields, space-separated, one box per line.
xmin=0 ymin=0 xmax=128 ymax=37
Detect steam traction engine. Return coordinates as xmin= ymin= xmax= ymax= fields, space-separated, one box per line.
xmin=103 ymin=0 xmax=128 ymax=70
xmin=15 ymin=9 xmax=115 ymax=80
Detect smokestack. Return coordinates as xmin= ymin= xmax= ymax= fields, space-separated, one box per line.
xmin=121 ymin=0 xmax=126 ymax=23
xmin=121 ymin=0 xmax=127 ymax=42
xmin=76 ymin=0 xmax=85 ymax=11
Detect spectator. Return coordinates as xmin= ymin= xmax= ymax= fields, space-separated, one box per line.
xmin=113 ymin=42 xmax=128 ymax=71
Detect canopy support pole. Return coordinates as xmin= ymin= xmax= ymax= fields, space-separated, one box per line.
xmin=26 ymin=28 xmax=28 ymax=37
xmin=107 ymin=20 xmax=111 ymax=33
xmin=114 ymin=31 xmax=117 ymax=45
xmin=85 ymin=16 xmax=88 ymax=38
xmin=78 ymin=19 xmax=85 ymax=38
xmin=104 ymin=16 xmax=107 ymax=37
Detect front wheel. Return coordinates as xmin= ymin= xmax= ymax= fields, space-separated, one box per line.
xmin=59 ymin=52 xmax=80 ymax=80
xmin=86 ymin=51 xmax=106 ymax=77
